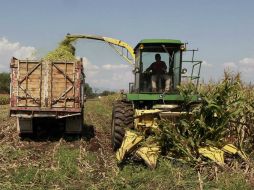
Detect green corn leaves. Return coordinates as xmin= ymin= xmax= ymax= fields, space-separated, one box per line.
xmin=159 ymin=72 xmax=254 ymax=163
xmin=44 ymin=37 xmax=77 ymax=61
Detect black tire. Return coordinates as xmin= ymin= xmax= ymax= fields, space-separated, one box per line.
xmin=111 ymin=100 xmax=134 ymax=151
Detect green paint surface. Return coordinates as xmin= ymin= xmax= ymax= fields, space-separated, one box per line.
xmin=126 ymin=93 xmax=200 ymax=101
xmin=138 ymin=39 xmax=182 ymax=45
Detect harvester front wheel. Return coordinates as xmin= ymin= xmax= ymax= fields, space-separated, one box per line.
xmin=111 ymin=101 xmax=134 ymax=150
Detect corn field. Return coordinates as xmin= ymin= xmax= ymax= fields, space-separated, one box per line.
xmin=159 ymin=71 xmax=254 ymax=166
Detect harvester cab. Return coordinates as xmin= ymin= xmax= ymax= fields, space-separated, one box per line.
xmin=125 ymin=39 xmax=202 ymax=110
xmin=132 ymin=39 xmax=184 ymax=93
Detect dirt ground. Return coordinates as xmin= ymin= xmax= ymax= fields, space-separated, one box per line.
xmin=0 ymin=99 xmax=118 ymax=189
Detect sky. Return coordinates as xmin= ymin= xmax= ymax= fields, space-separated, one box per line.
xmin=0 ymin=0 xmax=254 ymax=90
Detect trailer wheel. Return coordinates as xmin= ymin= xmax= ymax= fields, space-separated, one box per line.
xmin=111 ymin=101 xmax=134 ymax=150
xmin=17 ymin=118 xmax=33 ymax=136
xmin=65 ymin=115 xmax=83 ymax=134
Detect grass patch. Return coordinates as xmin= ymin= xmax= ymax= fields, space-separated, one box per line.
xmin=12 ymin=167 xmax=38 ymax=184
xmin=0 ymin=145 xmax=27 ymax=162
xmin=111 ymin=160 xmax=198 ymax=190
xmin=204 ymin=170 xmax=252 ymax=190
xmin=56 ymin=146 xmax=79 ymax=179
xmin=0 ymin=94 xmax=9 ymax=105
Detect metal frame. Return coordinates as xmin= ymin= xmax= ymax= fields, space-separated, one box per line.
xmin=182 ymin=49 xmax=202 ymax=87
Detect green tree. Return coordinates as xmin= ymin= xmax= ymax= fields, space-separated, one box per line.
xmin=100 ymin=90 xmax=116 ymax=96
xmin=84 ymin=83 xmax=96 ymax=98
xmin=0 ymin=72 xmax=10 ymax=93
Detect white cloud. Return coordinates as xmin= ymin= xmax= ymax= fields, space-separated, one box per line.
xmin=223 ymin=57 xmax=254 ymax=70
xmin=101 ymin=64 xmax=129 ymax=70
xmin=81 ymin=58 xmax=133 ymax=90
xmin=223 ymin=62 xmax=238 ymax=70
xmin=0 ymin=38 xmax=19 ymax=51
xmin=112 ymin=72 xmax=132 ymax=81
xmin=239 ymin=58 xmax=254 ymax=67
xmin=13 ymin=46 xmax=36 ymax=59
xmin=202 ymin=61 xmax=212 ymax=67
xmin=82 ymin=57 xmax=100 ymax=77
xmin=222 ymin=57 xmax=254 ymax=81
xmin=82 ymin=57 xmax=99 ymax=70
xmin=0 ymin=37 xmax=36 ymax=72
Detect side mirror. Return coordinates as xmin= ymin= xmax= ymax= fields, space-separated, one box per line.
xmin=181 ymin=68 xmax=187 ymax=74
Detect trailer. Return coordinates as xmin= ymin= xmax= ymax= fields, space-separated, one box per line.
xmin=10 ymin=57 xmax=85 ymax=135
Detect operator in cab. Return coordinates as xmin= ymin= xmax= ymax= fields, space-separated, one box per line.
xmin=145 ymin=53 xmax=171 ymax=92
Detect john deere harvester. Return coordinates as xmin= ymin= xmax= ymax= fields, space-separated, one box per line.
xmin=111 ymin=40 xmax=203 ymax=168
xmin=66 ymin=34 xmax=202 ymax=168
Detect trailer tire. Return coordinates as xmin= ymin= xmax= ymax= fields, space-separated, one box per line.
xmin=111 ymin=101 xmax=134 ymax=151
xmin=65 ymin=115 xmax=83 ymax=134
xmin=17 ymin=117 xmax=33 ymax=137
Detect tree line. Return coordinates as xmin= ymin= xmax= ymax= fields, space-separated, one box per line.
xmin=84 ymin=83 xmax=116 ymax=98
xmin=0 ymin=73 xmax=10 ymax=94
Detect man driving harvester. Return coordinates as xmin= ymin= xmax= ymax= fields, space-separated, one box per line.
xmin=146 ymin=53 xmax=171 ymax=92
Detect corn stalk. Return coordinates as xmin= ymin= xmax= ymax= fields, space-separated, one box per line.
xmin=158 ymin=72 xmax=254 ymax=163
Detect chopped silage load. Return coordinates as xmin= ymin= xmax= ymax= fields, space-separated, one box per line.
xmin=44 ymin=37 xmax=77 ymax=61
